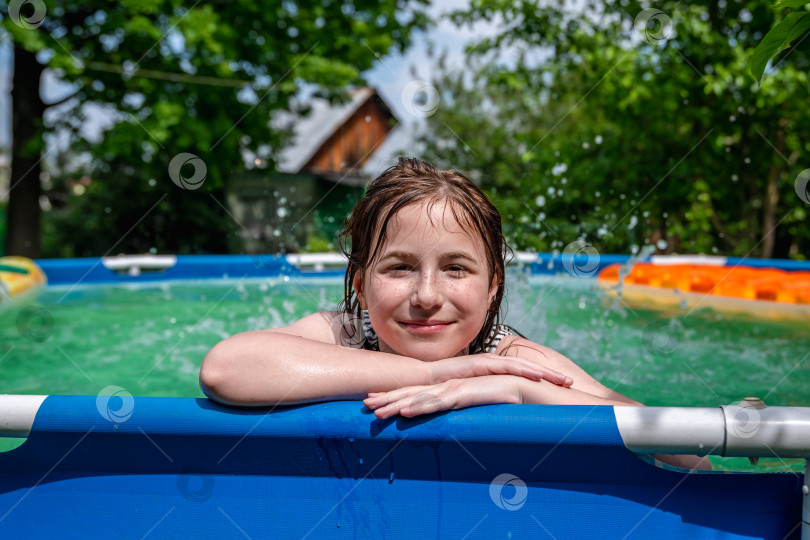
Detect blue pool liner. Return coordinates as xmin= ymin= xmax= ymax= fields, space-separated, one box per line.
xmin=0 ymin=397 xmax=801 ymax=539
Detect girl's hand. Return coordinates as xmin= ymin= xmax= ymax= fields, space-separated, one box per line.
xmin=364 ymin=375 xmax=525 ymax=419
xmin=426 ymin=353 xmax=573 ymax=388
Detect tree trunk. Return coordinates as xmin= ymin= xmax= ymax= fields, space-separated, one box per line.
xmin=760 ymin=118 xmax=786 ymax=259
xmin=5 ymin=44 xmax=45 ymax=258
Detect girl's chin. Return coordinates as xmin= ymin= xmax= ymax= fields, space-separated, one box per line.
xmin=381 ymin=341 xmax=467 ymax=361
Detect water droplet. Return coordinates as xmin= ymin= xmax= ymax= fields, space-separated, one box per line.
xmin=551 ymin=162 xmax=568 ymax=176
xmin=595 ymin=135 xmax=603 ymax=144
xmin=277 ymin=207 xmax=288 ymax=218
xmin=656 ymin=239 xmax=667 ymax=250
xmin=389 ymin=472 xmax=395 ymax=484
xmin=535 ymin=195 xmax=546 ymax=207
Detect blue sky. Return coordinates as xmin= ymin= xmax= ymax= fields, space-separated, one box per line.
xmin=0 ymin=1 xmax=492 ymax=153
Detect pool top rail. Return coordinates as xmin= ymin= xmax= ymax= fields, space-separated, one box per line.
xmin=34 ymin=252 xmax=810 ymax=285
xmin=0 ymin=396 xmax=805 ymax=539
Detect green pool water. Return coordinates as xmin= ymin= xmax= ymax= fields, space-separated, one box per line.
xmin=1 ymin=272 xmax=808 ymax=472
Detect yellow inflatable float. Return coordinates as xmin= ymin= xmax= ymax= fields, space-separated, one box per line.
xmin=0 ymin=257 xmax=47 ymax=309
xmin=597 ymin=262 xmax=810 ymax=321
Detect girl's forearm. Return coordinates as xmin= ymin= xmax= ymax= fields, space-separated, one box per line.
xmin=518 ymin=379 xmax=711 ymax=470
xmin=200 ymin=331 xmax=428 ymax=406
xmin=518 ymin=378 xmax=643 ymax=406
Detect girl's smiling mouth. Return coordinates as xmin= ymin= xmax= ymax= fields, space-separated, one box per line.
xmin=398 ymin=320 xmax=455 ymax=333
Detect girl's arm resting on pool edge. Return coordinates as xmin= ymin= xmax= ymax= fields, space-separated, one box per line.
xmin=498 ymin=335 xmax=640 ymax=405
xmin=199 ymin=312 xmax=569 ymax=407
xmin=200 ymin=330 xmax=430 ymax=406
xmin=364 ymin=375 xmax=711 ymax=470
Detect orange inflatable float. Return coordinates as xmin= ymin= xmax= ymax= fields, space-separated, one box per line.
xmin=597 ymin=262 xmax=810 ymax=320
xmin=0 ymin=257 xmax=47 ymax=309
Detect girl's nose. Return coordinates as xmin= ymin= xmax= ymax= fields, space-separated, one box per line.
xmin=412 ymin=271 xmax=441 ymax=309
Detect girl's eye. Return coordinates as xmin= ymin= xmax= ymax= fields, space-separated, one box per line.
xmin=387 ymin=264 xmax=411 ymax=273
xmin=447 ymin=265 xmax=468 ymax=275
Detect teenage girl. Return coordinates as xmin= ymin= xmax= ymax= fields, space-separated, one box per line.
xmin=200 ymin=157 xmax=709 ymax=470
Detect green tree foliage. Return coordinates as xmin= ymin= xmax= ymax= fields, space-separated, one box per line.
xmin=1 ymin=0 xmax=428 ymax=257
xmin=750 ymin=1 xmax=810 ymax=81
xmin=418 ymin=0 xmax=809 ymax=259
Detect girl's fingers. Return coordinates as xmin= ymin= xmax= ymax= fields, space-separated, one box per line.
xmin=365 ymin=385 xmax=455 ymax=418
xmin=539 ymin=370 xmax=574 ymax=387
xmin=491 ymin=357 xmax=573 ymax=387
xmin=365 ymin=385 xmax=430 ymax=406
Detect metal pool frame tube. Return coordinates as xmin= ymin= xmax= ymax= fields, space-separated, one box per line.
xmin=614 ymin=405 xmax=810 ymax=540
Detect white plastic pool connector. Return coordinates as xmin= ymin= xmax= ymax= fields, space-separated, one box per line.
xmin=0 ymin=395 xmax=48 ymax=437
xmin=649 ymin=255 xmax=728 ymax=266
xmin=102 ymin=255 xmax=177 ymax=276
xmin=285 ymin=253 xmax=348 ymax=271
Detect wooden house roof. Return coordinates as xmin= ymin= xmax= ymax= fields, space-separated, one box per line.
xmin=277 ymin=87 xmax=415 ymax=185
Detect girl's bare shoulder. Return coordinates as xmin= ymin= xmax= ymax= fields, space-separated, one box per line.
xmin=496 ymin=334 xmax=592 ymax=377
xmin=265 ymin=311 xmax=363 ymax=347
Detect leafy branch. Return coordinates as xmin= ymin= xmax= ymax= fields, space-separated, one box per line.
xmin=750 ymin=1 xmax=810 ymax=81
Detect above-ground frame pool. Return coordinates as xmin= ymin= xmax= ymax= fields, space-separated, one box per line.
xmin=0 ymin=253 xmax=809 ymax=539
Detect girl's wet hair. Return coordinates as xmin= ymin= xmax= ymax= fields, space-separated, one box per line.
xmin=339 ymin=157 xmax=512 ymax=353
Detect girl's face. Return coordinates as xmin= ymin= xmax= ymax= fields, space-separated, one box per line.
xmin=353 ymin=200 xmax=498 ymax=361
